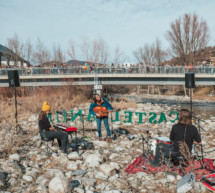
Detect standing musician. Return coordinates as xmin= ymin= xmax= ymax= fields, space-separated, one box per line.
xmin=89 ymin=94 xmax=114 ymax=143
xmin=38 ymin=101 xmax=68 ymax=154
xmin=149 ymin=109 xmax=201 ymax=167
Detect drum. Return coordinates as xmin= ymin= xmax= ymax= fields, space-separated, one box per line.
xmin=156 ymin=136 xmax=172 ymax=145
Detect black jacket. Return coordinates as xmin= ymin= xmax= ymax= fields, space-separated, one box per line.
xmin=170 ymin=123 xmax=201 ymax=154
xmin=39 ymin=114 xmax=51 ymax=132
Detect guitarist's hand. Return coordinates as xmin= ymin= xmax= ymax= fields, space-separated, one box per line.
xmin=96 ymin=113 xmax=101 ymax=117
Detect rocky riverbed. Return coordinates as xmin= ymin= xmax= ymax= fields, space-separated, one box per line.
xmin=1 ymin=102 xmax=215 ymax=193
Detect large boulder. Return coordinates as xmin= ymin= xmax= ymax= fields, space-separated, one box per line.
xmin=49 ymin=175 xmax=69 ymax=193
xmin=99 ymin=162 xmax=120 ymax=176
xmin=84 ymin=153 xmax=102 ymax=167
xmin=68 ymin=151 xmax=81 ymax=160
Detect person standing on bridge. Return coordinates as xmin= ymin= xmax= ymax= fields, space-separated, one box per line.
xmin=89 ymin=94 xmax=113 ymax=143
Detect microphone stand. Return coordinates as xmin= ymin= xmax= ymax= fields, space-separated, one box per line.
xmin=193 ymin=116 xmax=214 ymax=172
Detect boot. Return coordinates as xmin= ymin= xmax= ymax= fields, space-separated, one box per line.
xmin=106 ymin=137 xmax=112 ymax=143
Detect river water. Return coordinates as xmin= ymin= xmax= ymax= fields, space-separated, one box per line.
xmin=115 ymin=95 xmax=215 ymax=119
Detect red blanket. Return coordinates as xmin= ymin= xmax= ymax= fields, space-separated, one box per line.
xmin=124 ymin=155 xmax=215 ymax=180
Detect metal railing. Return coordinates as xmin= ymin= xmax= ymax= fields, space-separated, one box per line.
xmin=0 ymin=66 xmax=215 ymax=76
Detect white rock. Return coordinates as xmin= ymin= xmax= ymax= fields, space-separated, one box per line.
xmin=67 ymin=162 xmax=78 ymax=171
xmin=167 ymin=175 xmax=175 ymax=182
xmin=109 ymin=174 xmax=119 ymax=181
xmin=68 ymin=151 xmax=81 ymax=160
xmin=120 ymin=141 xmax=133 ymax=148
xmin=74 ymin=187 xmax=85 ymax=193
xmin=95 ymin=172 xmax=108 ymax=180
xmin=37 ymin=185 xmax=48 ymax=193
xmin=36 ymin=175 xmax=48 ymax=185
xmin=65 ymin=171 xmax=72 ymax=179
xmin=99 ymin=163 xmax=119 ymax=176
xmin=22 ymin=175 xmax=33 ymax=182
xmin=101 ymin=190 xmax=122 ymax=193
xmin=8 ymin=178 xmax=17 ymax=186
xmin=85 ymin=153 xmax=102 ymax=167
xmin=2 ymin=160 xmax=22 ymax=174
xmin=49 ymin=175 xmax=69 ymax=193
xmin=45 ymin=169 xmax=64 ymax=178
xmin=9 ymin=154 xmax=20 ymax=162
xmin=109 ymin=153 xmax=119 ymax=160
xmin=93 ymin=141 xmax=109 ymax=148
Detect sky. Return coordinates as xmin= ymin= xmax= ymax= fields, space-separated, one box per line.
xmin=1 ymin=0 xmax=215 ymax=63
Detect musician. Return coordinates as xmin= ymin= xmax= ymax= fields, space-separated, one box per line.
xmin=149 ymin=109 xmax=201 ymax=167
xmin=38 ymin=101 xmax=68 ymax=154
xmin=89 ymin=94 xmax=113 ymax=143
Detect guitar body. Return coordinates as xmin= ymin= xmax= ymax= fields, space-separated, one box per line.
xmin=93 ymin=106 xmax=108 ymax=117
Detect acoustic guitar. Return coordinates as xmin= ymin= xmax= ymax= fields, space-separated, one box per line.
xmin=93 ymin=106 xmax=109 ymax=117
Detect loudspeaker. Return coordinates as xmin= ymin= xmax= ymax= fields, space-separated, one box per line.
xmin=8 ymin=70 xmax=20 ymax=87
xmin=185 ymin=73 xmax=195 ymax=88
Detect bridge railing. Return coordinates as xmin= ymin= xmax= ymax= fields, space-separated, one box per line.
xmin=0 ymin=66 xmax=215 ymax=76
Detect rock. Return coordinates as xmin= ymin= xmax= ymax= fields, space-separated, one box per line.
xmin=49 ymin=175 xmax=69 ymax=193
xmin=22 ymin=175 xmax=33 ymax=182
xmin=95 ymin=172 xmax=108 ymax=180
xmin=36 ymin=175 xmax=48 ymax=185
xmin=74 ymin=187 xmax=85 ymax=193
xmin=67 ymin=162 xmax=78 ymax=170
xmin=68 ymin=151 xmax=81 ymax=160
xmin=101 ymin=190 xmax=122 ymax=193
xmin=37 ymin=185 xmax=48 ymax=193
xmin=99 ymin=162 xmax=119 ymax=176
xmin=9 ymin=153 xmax=20 ymax=162
xmin=84 ymin=153 xmax=102 ymax=167
xmin=0 ymin=171 xmax=5 ymax=181
xmin=65 ymin=171 xmax=72 ymax=178
xmin=93 ymin=141 xmax=109 ymax=148
xmin=8 ymin=178 xmax=17 ymax=186
xmin=81 ymin=177 xmax=96 ymax=186
xmin=167 ymin=175 xmax=175 ymax=182
xmin=71 ymin=170 xmax=88 ymax=176
xmin=45 ymin=169 xmax=64 ymax=178
xmin=2 ymin=160 xmax=22 ymax=174
xmin=120 ymin=141 xmax=133 ymax=148
xmin=136 ymin=172 xmax=146 ymax=179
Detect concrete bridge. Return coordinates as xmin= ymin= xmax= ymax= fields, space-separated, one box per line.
xmin=0 ymin=67 xmax=215 ymax=87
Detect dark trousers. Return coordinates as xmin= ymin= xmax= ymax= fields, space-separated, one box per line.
xmin=45 ymin=130 xmax=68 ymax=153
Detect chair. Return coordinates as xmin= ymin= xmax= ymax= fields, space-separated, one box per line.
xmin=40 ymin=130 xmax=58 ymax=158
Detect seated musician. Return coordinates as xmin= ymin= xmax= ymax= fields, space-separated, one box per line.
xmin=89 ymin=94 xmax=113 ymax=143
xmin=149 ymin=109 xmax=201 ymax=167
xmin=38 ymin=101 xmax=68 ymax=154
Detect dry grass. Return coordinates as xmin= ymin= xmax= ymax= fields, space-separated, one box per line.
xmin=112 ymin=98 xmax=138 ymax=110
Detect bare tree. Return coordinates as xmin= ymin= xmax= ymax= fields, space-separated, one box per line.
xmin=80 ymin=36 xmax=90 ymax=61
xmin=68 ymin=40 xmax=77 ymax=61
xmin=52 ymin=43 xmax=65 ymax=63
xmin=154 ymin=38 xmax=168 ymax=65
xmin=133 ymin=43 xmax=155 ymax=65
xmin=33 ymin=38 xmax=51 ymax=65
xmin=90 ymin=38 xmax=109 ymax=64
xmin=113 ymin=47 xmax=124 ymax=65
xmin=7 ymin=33 xmax=24 ymax=66
xmin=166 ymin=13 xmax=209 ymax=65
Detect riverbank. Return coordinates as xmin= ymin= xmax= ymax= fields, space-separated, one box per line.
xmin=1 ymin=100 xmax=215 ymax=192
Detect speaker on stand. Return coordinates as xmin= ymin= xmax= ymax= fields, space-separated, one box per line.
xmin=7 ymin=70 xmax=23 ymax=133
xmin=185 ymin=72 xmax=195 ymax=119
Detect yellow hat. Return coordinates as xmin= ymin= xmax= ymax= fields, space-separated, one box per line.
xmin=42 ymin=101 xmax=51 ymax=112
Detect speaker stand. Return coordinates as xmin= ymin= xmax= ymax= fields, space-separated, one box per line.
xmin=189 ymin=88 xmax=193 ymax=119
xmin=14 ymin=87 xmax=23 ymax=133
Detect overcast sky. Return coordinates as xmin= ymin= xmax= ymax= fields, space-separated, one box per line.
xmin=1 ymin=0 xmax=215 ymax=63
